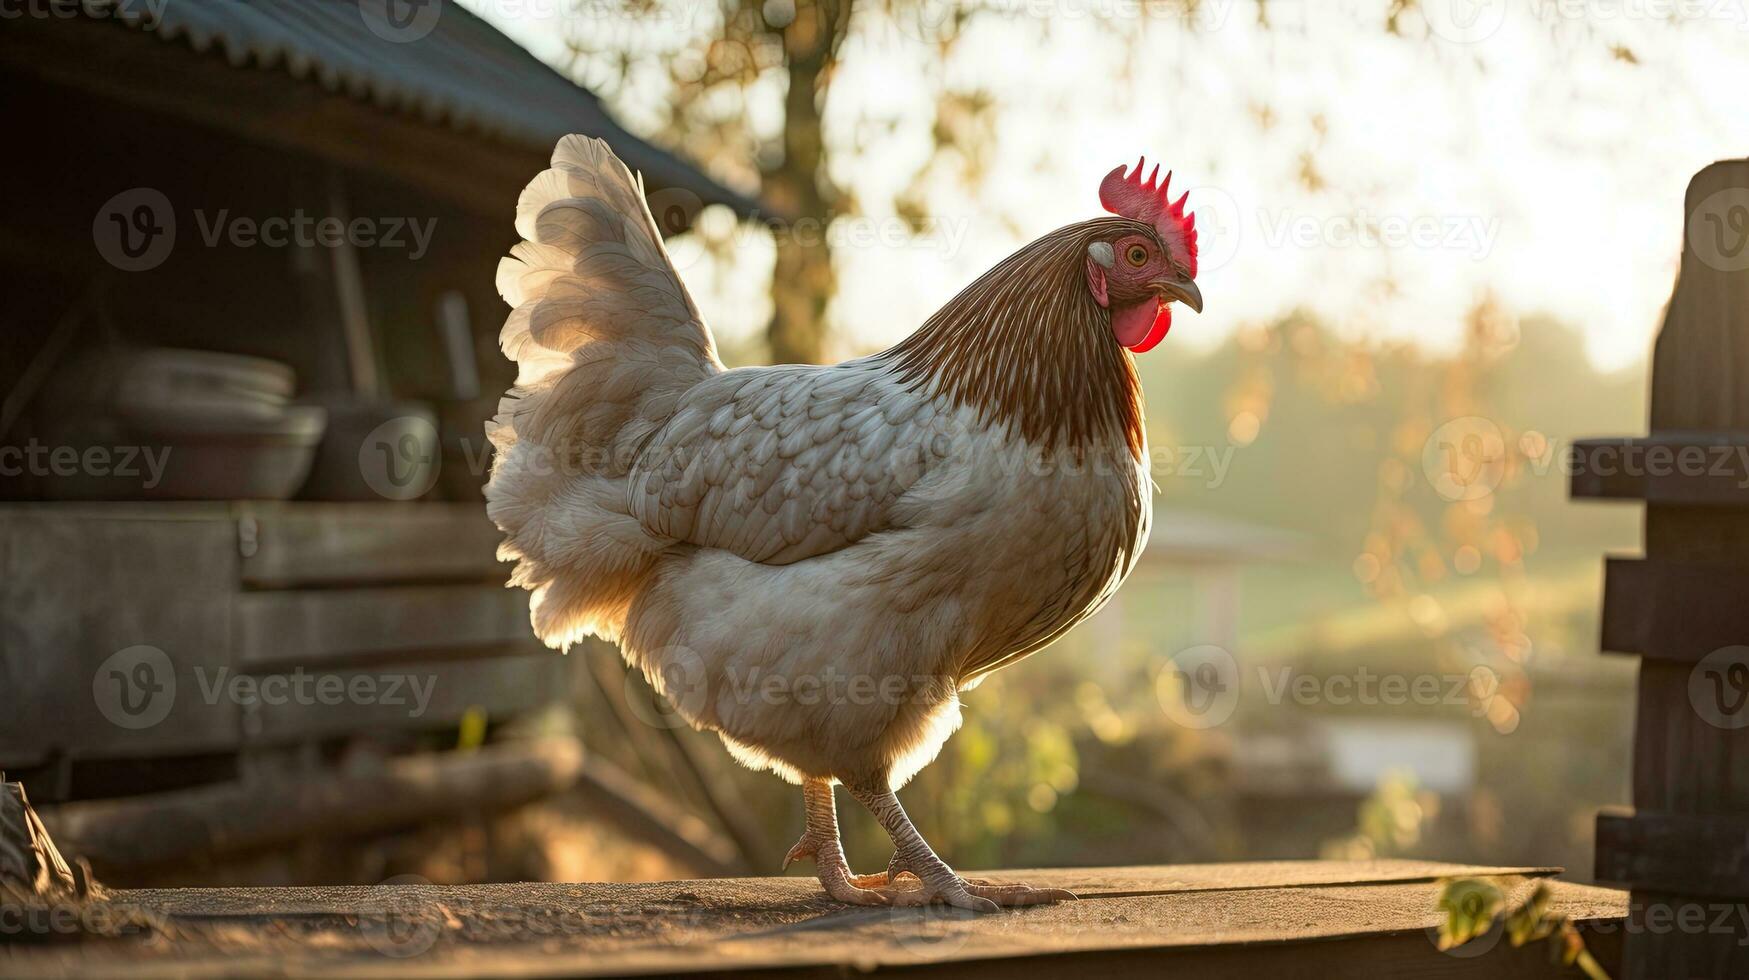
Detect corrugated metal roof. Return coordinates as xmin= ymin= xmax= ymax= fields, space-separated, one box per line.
xmin=84 ymin=0 xmax=760 ymax=216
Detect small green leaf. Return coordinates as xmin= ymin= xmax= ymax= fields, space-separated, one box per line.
xmin=1504 ymin=883 xmax=1556 ymax=945
xmin=1437 ymin=877 xmax=1505 ymax=950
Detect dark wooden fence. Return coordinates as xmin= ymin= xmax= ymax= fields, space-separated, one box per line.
xmin=1573 ymin=159 xmax=1749 ymax=979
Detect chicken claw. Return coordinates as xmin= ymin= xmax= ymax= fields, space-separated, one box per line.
xmin=873 ymin=874 xmax=1077 ymax=911
xmin=845 ymin=782 xmax=1078 ymax=914
xmin=786 ymin=780 xmax=892 ymax=906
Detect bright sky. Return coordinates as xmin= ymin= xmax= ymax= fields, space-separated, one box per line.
xmin=468 ymin=0 xmax=1749 ymax=370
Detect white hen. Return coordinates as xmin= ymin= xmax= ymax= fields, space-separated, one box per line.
xmin=487 ymin=137 xmax=1202 ymax=910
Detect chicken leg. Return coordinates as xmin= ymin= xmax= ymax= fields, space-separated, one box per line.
xmin=845 ymin=782 xmax=1077 ymax=913
xmin=783 ymin=778 xmax=897 ymax=905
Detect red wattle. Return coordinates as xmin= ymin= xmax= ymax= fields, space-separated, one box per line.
xmin=1125 ymin=304 xmax=1172 ymax=353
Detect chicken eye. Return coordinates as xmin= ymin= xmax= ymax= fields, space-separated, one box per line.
xmin=1125 ymin=244 xmax=1149 ymax=267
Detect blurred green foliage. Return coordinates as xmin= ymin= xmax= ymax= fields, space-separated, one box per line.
xmin=1437 ymin=876 xmax=1610 ymax=979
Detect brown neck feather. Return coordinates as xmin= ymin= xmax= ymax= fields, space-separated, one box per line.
xmin=886 ymin=217 xmax=1146 ymax=459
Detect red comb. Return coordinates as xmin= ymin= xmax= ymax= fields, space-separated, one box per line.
xmin=1099 ymin=157 xmax=1198 ymax=277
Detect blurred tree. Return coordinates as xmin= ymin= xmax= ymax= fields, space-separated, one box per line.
xmin=564 ymin=0 xmax=855 ymax=363
xmin=561 ymin=0 xmax=1192 ymax=363
xmin=559 ymin=0 xmax=1660 ymax=364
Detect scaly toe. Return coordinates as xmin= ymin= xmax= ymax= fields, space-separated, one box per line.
xmin=964 ymin=882 xmax=1078 ymax=906
xmin=875 ymin=885 xmax=997 ymax=912
xmin=782 ymin=834 xmax=826 ymax=871
xmin=938 ymin=886 xmax=1001 ymax=914
xmin=870 ymin=878 xmax=1010 ymax=913
xmin=821 ymin=877 xmax=891 ymax=906
xmin=875 ymin=876 xmax=1076 ymax=910
xmin=848 ymin=870 xmax=919 ymax=889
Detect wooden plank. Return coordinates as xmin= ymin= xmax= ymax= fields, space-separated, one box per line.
xmin=236 ymin=503 xmax=506 ymax=588
xmin=113 ymin=860 xmax=1574 ymax=915
xmin=1 ymin=866 xmax=1627 ymax=978
xmin=1596 ymin=809 xmax=1749 ymax=897
xmin=1630 ymin=660 xmax=1749 ymax=816
xmin=0 ymin=509 xmax=241 ymax=764
xmin=231 ymin=585 xmax=532 ymax=670
xmin=1601 ymin=557 xmax=1749 ymax=662
xmin=1617 ymin=891 xmax=1749 ymax=980
xmin=40 ymin=738 xmax=584 ymax=873
xmin=240 ymin=654 xmax=563 ymax=743
xmin=1571 ymin=434 xmax=1749 ymax=504
xmin=38 ymin=746 xmax=743 ymax=882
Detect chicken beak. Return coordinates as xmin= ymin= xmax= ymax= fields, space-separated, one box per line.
xmin=1153 ymin=277 xmax=1204 ymax=314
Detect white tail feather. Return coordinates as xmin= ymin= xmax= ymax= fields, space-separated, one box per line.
xmin=485 ymin=136 xmax=722 ymax=648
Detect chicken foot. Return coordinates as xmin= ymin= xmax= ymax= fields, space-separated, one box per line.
xmin=844 ymin=782 xmax=1077 ymax=913
xmin=783 ymin=779 xmax=896 ymax=905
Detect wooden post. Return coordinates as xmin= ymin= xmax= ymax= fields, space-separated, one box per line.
xmin=1573 ymin=159 xmax=1749 ymax=979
